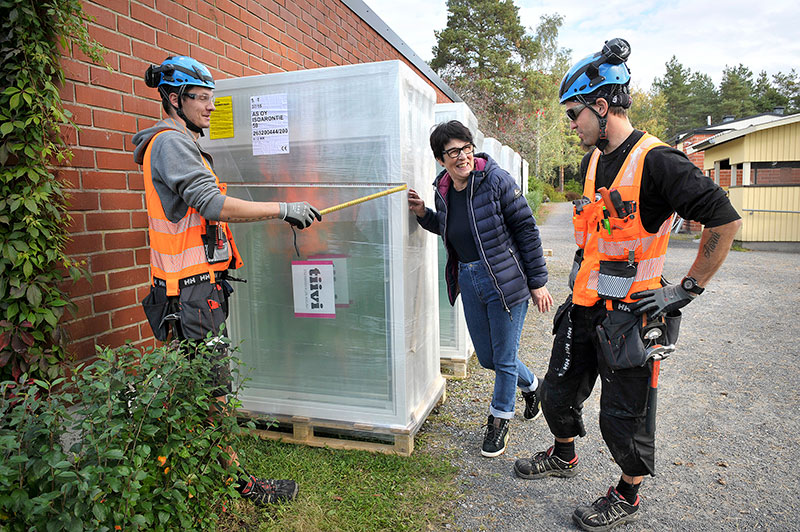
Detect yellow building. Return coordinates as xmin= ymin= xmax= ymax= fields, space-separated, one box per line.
xmin=690 ymin=114 xmax=800 ymax=250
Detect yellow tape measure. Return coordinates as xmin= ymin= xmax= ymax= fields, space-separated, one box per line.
xmin=319 ymin=184 xmax=408 ymax=215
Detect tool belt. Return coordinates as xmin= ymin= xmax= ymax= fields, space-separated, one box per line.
xmin=144 ymin=272 xmax=246 ymax=341
xmin=152 ymin=272 xmax=215 ymax=291
xmin=595 ymin=302 xmax=682 ymax=371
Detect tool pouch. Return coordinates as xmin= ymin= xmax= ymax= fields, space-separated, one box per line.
xmin=141 ymin=286 xmax=173 ymax=341
xmin=597 ymin=260 xmax=637 ymax=300
xmin=664 ymin=309 xmax=682 ymax=345
xmin=177 ymin=283 xmax=228 ymax=340
xmin=552 ymin=294 xmax=573 ymax=335
xmin=568 ymin=249 xmax=583 ymax=290
xmin=596 ymin=310 xmax=647 ymax=370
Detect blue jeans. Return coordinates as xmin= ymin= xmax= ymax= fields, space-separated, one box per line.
xmin=458 ymin=260 xmax=536 ymax=419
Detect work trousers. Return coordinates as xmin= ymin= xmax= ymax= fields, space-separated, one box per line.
xmin=540 ymin=300 xmax=655 ymax=477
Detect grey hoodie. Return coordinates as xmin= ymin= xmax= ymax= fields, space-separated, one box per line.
xmin=132 ymin=120 xmax=226 ymax=222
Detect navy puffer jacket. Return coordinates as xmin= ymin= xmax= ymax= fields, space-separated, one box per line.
xmin=417 ymin=154 xmax=548 ymax=311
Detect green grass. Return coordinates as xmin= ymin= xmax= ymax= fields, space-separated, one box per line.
xmin=219 ymin=436 xmax=459 ymax=531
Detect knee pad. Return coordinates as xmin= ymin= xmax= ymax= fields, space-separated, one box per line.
xmin=599 ymin=412 xmax=654 ymax=476
xmin=541 ymin=378 xmax=587 ymax=439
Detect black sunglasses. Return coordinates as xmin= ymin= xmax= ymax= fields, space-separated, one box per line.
xmin=566 ymin=103 xmax=590 ymax=122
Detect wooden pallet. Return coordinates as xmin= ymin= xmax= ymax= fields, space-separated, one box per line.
xmin=440 ymin=356 xmax=468 ymax=379
xmin=239 ymin=380 xmax=446 ymax=456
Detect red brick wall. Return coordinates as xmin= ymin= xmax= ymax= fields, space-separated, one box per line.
xmin=58 ymin=0 xmax=453 ymax=359
xmin=754 ymin=167 xmax=800 ymax=185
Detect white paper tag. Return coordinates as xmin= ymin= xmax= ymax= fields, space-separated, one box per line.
xmin=291 ymin=261 xmax=335 ymax=318
xmin=250 ymin=93 xmax=289 ymax=156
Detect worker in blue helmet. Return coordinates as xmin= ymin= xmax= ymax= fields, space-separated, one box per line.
xmin=144 ymin=55 xmax=216 ymax=135
xmin=513 ymin=39 xmax=742 ymax=531
xmin=558 ymin=38 xmax=633 ymax=151
xmin=133 ymin=56 xmax=322 ymax=507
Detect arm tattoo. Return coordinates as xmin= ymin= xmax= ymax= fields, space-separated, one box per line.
xmin=703 ymin=229 xmax=721 ymax=258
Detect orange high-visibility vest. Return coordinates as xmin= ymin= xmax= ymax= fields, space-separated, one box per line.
xmin=142 ymin=128 xmax=243 ymax=296
xmin=572 ymin=133 xmax=674 ymax=308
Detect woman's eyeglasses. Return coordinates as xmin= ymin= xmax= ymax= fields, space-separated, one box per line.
xmin=443 ymin=143 xmax=474 ymax=159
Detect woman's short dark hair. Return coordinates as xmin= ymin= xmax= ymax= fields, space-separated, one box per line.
xmin=430 ymin=120 xmax=474 ymax=160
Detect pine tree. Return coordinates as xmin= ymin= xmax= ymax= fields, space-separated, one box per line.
xmin=652 ymin=56 xmax=694 ymax=137
xmin=772 ymin=69 xmax=800 ymax=113
xmin=719 ymin=64 xmax=757 ymax=119
xmin=752 ymin=71 xmax=787 ymax=113
xmin=430 ymin=1 xmax=577 ymax=185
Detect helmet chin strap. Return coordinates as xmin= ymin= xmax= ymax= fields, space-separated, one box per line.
xmin=593 ymin=112 xmax=609 ymax=152
xmin=577 ymin=96 xmax=609 ymax=151
xmin=160 ymin=86 xmax=204 ymax=137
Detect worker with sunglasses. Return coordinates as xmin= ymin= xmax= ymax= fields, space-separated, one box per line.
xmin=512 ymin=39 xmax=741 ymax=530
xmin=408 ymin=120 xmax=553 ymax=459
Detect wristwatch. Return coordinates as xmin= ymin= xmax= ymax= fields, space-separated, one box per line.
xmin=681 ymin=276 xmax=705 ymax=295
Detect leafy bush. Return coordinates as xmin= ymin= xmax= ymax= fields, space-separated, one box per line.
xmin=540 ymin=182 xmax=566 ymax=203
xmin=525 ymin=179 xmax=544 ymax=216
xmin=564 ymin=179 xmax=583 ymax=197
xmin=0 ymin=342 xmax=252 ymax=531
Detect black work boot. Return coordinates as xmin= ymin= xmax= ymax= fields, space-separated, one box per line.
xmin=521 ymin=382 xmax=542 ymax=420
xmin=513 ymin=445 xmax=579 ymax=479
xmin=238 ymin=475 xmax=299 ymax=506
xmin=481 ymin=415 xmax=510 ymax=457
xmin=572 ymin=486 xmax=640 ymax=531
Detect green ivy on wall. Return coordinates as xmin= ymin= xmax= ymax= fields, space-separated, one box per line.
xmin=0 ymin=0 xmax=106 ymax=381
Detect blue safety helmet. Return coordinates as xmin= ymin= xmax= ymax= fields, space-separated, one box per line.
xmin=144 ymin=56 xmax=215 ymax=135
xmin=559 ymin=38 xmax=631 ymax=105
xmin=144 ymin=56 xmax=215 ymax=90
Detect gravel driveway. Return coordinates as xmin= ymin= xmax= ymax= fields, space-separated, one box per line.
xmin=423 ymin=200 xmax=800 ymax=531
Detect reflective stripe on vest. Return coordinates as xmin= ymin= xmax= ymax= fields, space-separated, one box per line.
xmin=142 ymin=127 xmax=243 ymax=295
xmin=571 ymin=133 xmax=672 ymax=307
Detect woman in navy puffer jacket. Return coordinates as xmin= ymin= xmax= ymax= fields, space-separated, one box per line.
xmin=409 ymin=120 xmax=553 ymax=458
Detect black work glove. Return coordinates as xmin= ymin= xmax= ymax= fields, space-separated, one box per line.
xmin=279 ymin=201 xmax=322 ymax=229
xmin=629 ymin=284 xmax=696 ymax=318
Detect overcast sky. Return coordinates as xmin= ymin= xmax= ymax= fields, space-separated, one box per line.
xmin=363 ymin=0 xmax=799 ymax=91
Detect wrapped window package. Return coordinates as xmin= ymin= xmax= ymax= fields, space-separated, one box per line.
xmin=199 ymin=61 xmax=443 ymax=435
xmin=482 ymin=137 xmax=503 ymax=165
xmin=433 ymin=103 xmax=478 ymax=376
xmin=522 ymin=158 xmax=530 ymax=196
xmin=512 ymin=150 xmax=523 ymax=191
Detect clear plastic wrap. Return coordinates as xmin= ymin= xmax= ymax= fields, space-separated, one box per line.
xmin=500 ymin=144 xmax=518 ymax=187
xmin=522 ymin=158 xmax=530 ymax=195
xmin=474 ymin=129 xmax=485 ymax=152
xmin=512 ymin=150 xmax=523 ymax=189
xmin=199 ymin=61 xmax=443 ymax=430
xmin=481 ymin=137 xmax=502 ymax=164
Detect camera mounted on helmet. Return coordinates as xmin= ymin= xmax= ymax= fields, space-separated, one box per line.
xmin=559 ymin=38 xmax=632 ymax=106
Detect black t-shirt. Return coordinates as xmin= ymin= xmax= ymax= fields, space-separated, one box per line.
xmin=580 ymin=130 xmax=741 ymax=233
xmin=446 ymin=186 xmax=480 ymax=263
